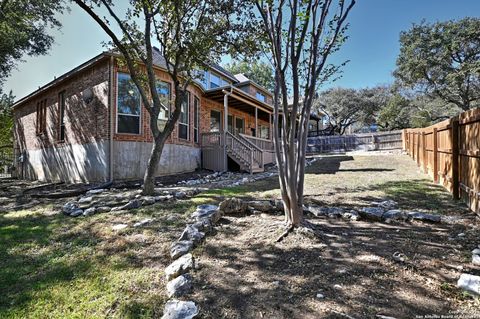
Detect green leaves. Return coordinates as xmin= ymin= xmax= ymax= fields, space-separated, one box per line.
xmin=394 ymin=18 xmax=480 ymax=110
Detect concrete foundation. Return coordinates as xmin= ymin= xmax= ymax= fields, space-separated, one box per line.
xmin=20 ymin=140 xmax=109 ymax=183
xmin=112 ymin=141 xmax=200 ymax=180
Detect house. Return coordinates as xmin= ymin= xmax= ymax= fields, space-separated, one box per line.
xmin=12 ymin=49 xmax=276 ymax=183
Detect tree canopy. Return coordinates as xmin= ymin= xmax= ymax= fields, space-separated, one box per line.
xmin=0 ymin=0 xmax=66 ymax=89
xmin=224 ymin=60 xmax=274 ymax=92
xmin=394 ymin=17 xmax=480 ymax=111
xmin=0 ymin=90 xmax=14 ymax=150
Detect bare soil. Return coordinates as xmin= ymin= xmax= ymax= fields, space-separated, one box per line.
xmin=192 ymin=154 xmax=480 ymax=319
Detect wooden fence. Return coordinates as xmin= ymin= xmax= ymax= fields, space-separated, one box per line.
xmin=402 ymin=108 xmax=480 ymax=215
xmin=307 ymin=131 xmax=403 ymax=154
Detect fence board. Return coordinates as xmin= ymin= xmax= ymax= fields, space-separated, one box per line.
xmin=403 ymin=108 xmax=480 ymax=215
xmin=307 ymin=131 xmax=402 ymax=154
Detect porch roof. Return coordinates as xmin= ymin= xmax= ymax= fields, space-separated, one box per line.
xmin=204 ymin=87 xmax=273 ymax=122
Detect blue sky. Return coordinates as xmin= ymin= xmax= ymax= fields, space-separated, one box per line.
xmin=5 ymin=0 xmax=480 ymax=100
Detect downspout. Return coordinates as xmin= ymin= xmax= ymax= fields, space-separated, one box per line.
xmin=108 ymin=56 xmax=114 ymax=182
xmin=222 ymin=87 xmax=233 ymax=172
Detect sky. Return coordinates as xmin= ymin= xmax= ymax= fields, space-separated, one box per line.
xmin=5 ymin=0 xmax=480 ymax=100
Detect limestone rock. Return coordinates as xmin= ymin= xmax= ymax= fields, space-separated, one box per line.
xmin=191 ymin=206 xmax=221 ymax=223
xmin=170 ymin=240 xmax=194 ymax=259
xmin=175 ymin=191 xmax=187 ymax=199
xmin=191 ymin=219 xmax=213 ymax=233
xmin=86 ymin=188 xmax=105 ymax=196
xmin=457 ymin=273 xmax=480 ymax=296
xmin=166 ymin=274 xmax=193 ymax=298
xmin=383 ymin=210 xmax=408 ymax=222
xmin=78 ymin=196 xmax=93 ymax=204
xmin=134 ymin=218 xmax=153 ymax=227
xmin=219 ymin=198 xmax=248 ymax=215
xmin=82 ymin=207 xmax=97 ymax=216
xmin=141 ymin=196 xmax=156 ymax=206
xmin=473 ymin=254 xmax=480 ymax=265
xmin=62 ymin=202 xmax=79 ymax=215
xmin=342 ymin=210 xmax=360 ymax=221
xmin=472 ymin=248 xmax=480 ymax=255
xmin=407 ymin=212 xmax=441 ymax=223
xmin=359 ymin=207 xmax=385 ymax=221
xmin=371 ymin=200 xmax=397 ymax=210
xmin=112 ymin=224 xmax=128 ymax=231
xmin=70 ymin=209 xmax=84 ymax=217
xmin=179 ymin=225 xmax=205 ymax=244
xmin=96 ymin=206 xmax=112 ymax=213
xmin=247 ymin=200 xmax=276 ymax=213
xmin=155 ymin=195 xmax=174 ymax=202
xmin=165 ymin=253 xmax=194 ymax=280
xmin=111 ymin=199 xmax=142 ymax=211
xmin=161 ymin=299 xmax=198 ymax=319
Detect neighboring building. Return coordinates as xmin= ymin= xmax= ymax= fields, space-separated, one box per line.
xmin=12 ymin=49 xmax=276 ymax=183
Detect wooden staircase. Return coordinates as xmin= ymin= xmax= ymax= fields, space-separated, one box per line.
xmin=225 ymin=132 xmax=264 ymax=173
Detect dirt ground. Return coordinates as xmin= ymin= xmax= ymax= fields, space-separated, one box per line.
xmin=192 ymin=154 xmax=480 ymax=319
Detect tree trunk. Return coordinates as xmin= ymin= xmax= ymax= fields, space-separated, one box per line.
xmin=142 ymin=135 xmax=166 ymax=195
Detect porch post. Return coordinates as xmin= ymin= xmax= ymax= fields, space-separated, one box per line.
xmin=255 ymin=107 xmax=258 ymax=137
xmin=223 ymin=93 xmax=228 ymax=172
xmin=269 ymin=113 xmax=272 ymax=140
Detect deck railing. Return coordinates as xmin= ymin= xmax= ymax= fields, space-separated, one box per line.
xmin=225 ymin=132 xmax=255 ymax=172
xmin=239 ymin=134 xmax=274 ymax=151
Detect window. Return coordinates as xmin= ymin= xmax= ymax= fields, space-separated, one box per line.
xmin=210 ymin=73 xmax=221 ymax=88
xmin=256 ymin=91 xmax=266 ymax=102
xmin=194 ymin=96 xmax=200 ymax=143
xmin=156 ymin=81 xmax=171 ymax=132
xmin=178 ymin=92 xmax=190 ymax=140
xmin=58 ymin=92 xmax=65 ymax=141
xmin=260 ymin=125 xmax=270 ymax=139
xmin=117 ymin=73 xmax=141 ymax=134
xmin=227 ymin=115 xmax=234 ymax=133
xmin=36 ymin=99 xmax=47 ymax=135
xmin=210 ymin=110 xmax=222 ymax=132
xmin=235 ymin=117 xmax=244 ymax=135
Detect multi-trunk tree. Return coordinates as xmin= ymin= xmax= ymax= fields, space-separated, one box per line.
xmin=75 ymin=0 xmax=254 ymax=194
xmin=255 ymin=0 xmax=355 ymax=236
xmin=394 ymin=17 xmax=480 ymax=111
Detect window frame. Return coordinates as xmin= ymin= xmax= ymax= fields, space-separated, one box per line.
xmin=178 ymin=91 xmax=190 ymax=140
xmin=116 ymin=72 xmax=142 ymax=135
xmin=58 ymin=91 xmax=66 ymax=141
xmin=156 ymin=80 xmax=172 ymax=132
xmin=193 ymin=96 xmax=200 ymax=143
xmin=36 ymin=99 xmax=47 ymax=135
xmin=256 ymin=91 xmax=266 ymax=102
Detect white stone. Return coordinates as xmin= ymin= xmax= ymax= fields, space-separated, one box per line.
xmin=472 ymin=248 xmax=480 ymax=255
xmin=457 ymin=273 xmax=480 ymax=296
xmin=112 ymin=224 xmax=128 ymax=231
xmin=166 ymin=274 xmax=193 ymax=298
xmin=161 ymin=299 xmax=198 ymax=319
xmin=165 ymin=253 xmax=194 ymax=281
xmin=473 ymin=254 xmax=480 ymax=265
xmin=316 ymin=293 xmax=325 ymax=299
xmin=170 ymin=240 xmax=194 ymax=259
xmin=134 ymin=218 xmax=153 ymax=227
xmin=78 ymin=196 xmax=93 ymax=204
xmin=83 ymin=207 xmax=97 ymax=216
xmin=86 ymin=188 xmax=105 ymax=195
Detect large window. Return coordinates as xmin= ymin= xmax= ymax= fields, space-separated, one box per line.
xmin=36 ymin=99 xmax=47 ymax=135
xmin=117 ymin=73 xmax=141 ymax=134
xmin=256 ymin=91 xmax=266 ymax=102
xmin=156 ymin=81 xmax=171 ymax=132
xmin=197 ymin=70 xmax=231 ymax=90
xmin=58 ymin=92 xmax=65 ymax=141
xmin=210 ymin=73 xmax=221 ymax=88
xmin=178 ymin=92 xmax=190 ymax=140
xmin=194 ymin=96 xmax=200 ymax=143
xmin=210 ymin=110 xmax=222 ymax=132
xmin=235 ymin=117 xmax=245 ymax=135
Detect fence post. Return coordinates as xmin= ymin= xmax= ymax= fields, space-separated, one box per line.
xmin=416 ymin=132 xmax=421 ymax=166
xmin=433 ymin=128 xmax=438 ymax=183
xmin=422 ymin=132 xmax=427 ymax=173
xmin=451 ymin=119 xmax=460 ymax=200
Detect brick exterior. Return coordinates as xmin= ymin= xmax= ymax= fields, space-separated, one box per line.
xmin=13 ymin=55 xmax=274 ymax=181
xmin=14 ymin=59 xmax=111 ymax=153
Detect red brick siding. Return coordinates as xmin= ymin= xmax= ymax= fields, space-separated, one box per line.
xmin=14 ymin=59 xmax=111 ymax=153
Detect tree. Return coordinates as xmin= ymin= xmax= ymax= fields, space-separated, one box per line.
xmin=255 ymin=0 xmax=355 ymax=236
xmin=394 ymin=18 xmax=480 ymax=111
xmin=0 ymin=0 xmax=66 ymax=89
xmin=376 ymin=93 xmax=411 ymax=130
xmin=74 ymin=0 xmax=254 ymax=194
xmin=316 ymin=87 xmax=385 ymax=135
xmin=0 ymin=90 xmax=14 ymax=150
xmin=224 ymin=60 xmax=275 ymax=92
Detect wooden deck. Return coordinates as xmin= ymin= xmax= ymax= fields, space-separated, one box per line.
xmin=201 ymin=132 xmax=275 ymax=173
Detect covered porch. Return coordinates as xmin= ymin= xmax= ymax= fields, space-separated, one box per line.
xmin=201 ymin=87 xmax=275 ymax=173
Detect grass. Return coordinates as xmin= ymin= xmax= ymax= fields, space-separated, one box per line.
xmin=0 ymin=153 xmax=471 ymax=318
xmin=0 ymin=200 xmax=198 ymax=319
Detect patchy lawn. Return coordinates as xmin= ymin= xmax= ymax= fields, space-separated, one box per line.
xmin=0 ymin=154 xmax=478 ymax=318
xmin=193 ymin=154 xmax=480 ymax=318
xmin=0 ymin=197 xmax=204 ymax=318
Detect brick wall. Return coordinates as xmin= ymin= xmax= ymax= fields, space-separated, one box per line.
xmin=14 ymin=58 xmax=111 ymax=153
